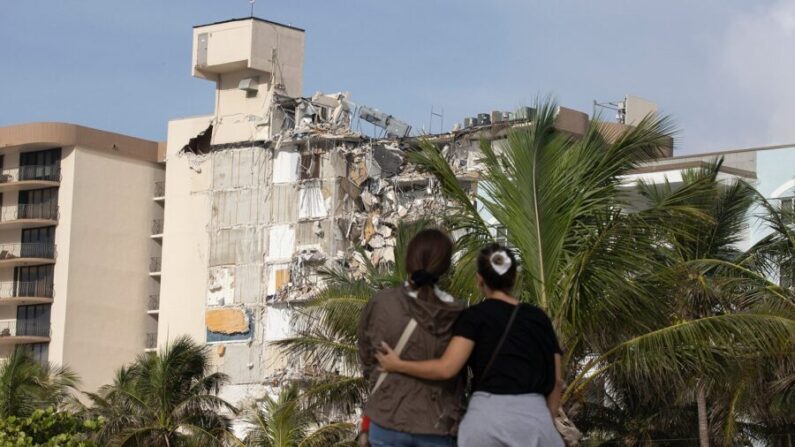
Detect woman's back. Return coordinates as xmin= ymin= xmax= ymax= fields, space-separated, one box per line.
xmin=357 ymin=285 xmax=467 ymax=436
xmin=454 ymin=300 xmax=561 ymax=395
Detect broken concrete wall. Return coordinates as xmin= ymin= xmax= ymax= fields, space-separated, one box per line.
xmin=175 ymin=89 xmax=500 ymax=406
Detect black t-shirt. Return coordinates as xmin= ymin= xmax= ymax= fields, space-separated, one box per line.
xmin=452 ymin=299 xmax=561 ymax=395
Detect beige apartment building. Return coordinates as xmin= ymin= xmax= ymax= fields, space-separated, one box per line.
xmin=0 ymin=122 xmax=164 ymax=393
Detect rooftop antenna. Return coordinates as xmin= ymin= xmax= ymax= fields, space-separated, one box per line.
xmin=593 ymin=98 xmax=627 ymax=124
xmin=429 ymin=105 xmax=444 ymax=134
xmin=249 ymin=0 xmax=256 ymax=18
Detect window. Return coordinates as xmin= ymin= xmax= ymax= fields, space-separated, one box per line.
xmin=0 ymin=155 xmax=7 ymax=183
xmin=16 ymin=304 xmax=50 ymax=337
xmin=21 ymin=227 xmax=55 ymax=258
xmin=18 ymin=188 xmax=58 ymax=220
xmin=495 ymin=225 xmax=509 ymax=244
xmin=16 ymin=343 xmax=48 ymax=366
xmin=780 ymin=197 xmax=795 ymax=225
xmin=14 ymin=265 xmax=54 ymax=298
xmin=19 ymin=148 xmax=61 ymax=181
xmin=300 ymin=152 xmax=321 ymax=180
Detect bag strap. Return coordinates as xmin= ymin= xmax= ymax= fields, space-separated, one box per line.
xmin=371 ymin=318 xmax=418 ymax=395
xmin=479 ymin=303 xmax=521 ymax=386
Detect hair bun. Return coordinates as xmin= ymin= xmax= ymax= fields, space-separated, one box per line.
xmin=411 ymin=270 xmax=439 ymax=287
xmin=490 ymin=251 xmax=512 ymax=276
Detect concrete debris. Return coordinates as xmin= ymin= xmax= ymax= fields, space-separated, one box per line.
xmin=368 ymin=234 xmax=386 ymax=249
xmin=297 ymin=247 xmax=326 ymax=263
xmin=188 ymin=85 xmax=485 ymax=391
xmin=360 ymin=190 xmax=379 ymax=211
xmin=373 ymin=144 xmax=403 ymax=176
xmin=313 ymin=220 xmax=324 ymax=238
xmin=377 ymin=224 xmax=393 ymax=239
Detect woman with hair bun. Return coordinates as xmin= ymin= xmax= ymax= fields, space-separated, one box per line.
xmin=357 ymin=229 xmax=467 ymax=447
xmin=376 ymin=243 xmax=564 ymax=447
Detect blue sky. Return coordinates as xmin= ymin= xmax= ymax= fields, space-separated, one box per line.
xmin=2 ymin=1 xmax=794 ymax=154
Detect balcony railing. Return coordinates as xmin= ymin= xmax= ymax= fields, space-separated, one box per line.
xmin=0 ymin=281 xmax=54 ymax=299
xmin=148 ymin=294 xmax=160 ymax=311
xmin=0 ymin=319 xmax=50 ymax=338
xmin=145 ymin=332 xmax=157 ymax=349
xmin=150 ymin=257 xmax=162 ymax=273
xmin=154 ymin=181 xmax=165 ymax=198
xmin=0 ymin=165 xmax=61 ymax=183
xmin=152 ymin=219 xmax=164 ymax=235
xmin=0 ymin=243 xmax=56 ymax=260
xmin=1 ymin=204 xmax=59 ymax=221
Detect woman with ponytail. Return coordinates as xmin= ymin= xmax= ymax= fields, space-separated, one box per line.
xmin=377 ymin=243 xmax=565 ymax=447
xmin=357 ymin=229 xmax=466 ymax=447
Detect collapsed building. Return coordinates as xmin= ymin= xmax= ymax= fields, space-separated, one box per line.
xmin=154 ymin=16 xmax=647 ymax=406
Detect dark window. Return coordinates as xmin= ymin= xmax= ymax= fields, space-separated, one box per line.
xmin=16 ymin=304 xmax=50 ymax=337
xmin=0 ymin=156 xmax=8 ymax=184
xmin=18 ymin=188 xmax=58 ymax=220
xmin=17 ymin=343 xmax=49 ymax=366
xmin=14 ymin=265 xmax=54 ymax=298
xmin=780 ymin=197 xmax=795 ymax=225
xmin=21 ymin=227 xmax=55 ymax=258
xmin=19 ymin=148 xmax=61 ymax=181
xmin=300 ymin=152 xmax=321 ymax=180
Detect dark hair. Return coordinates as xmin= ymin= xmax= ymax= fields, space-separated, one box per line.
xmin=405 ymin=229 xmax=453 ymax=302
xmin=477 ymin=243 xmax=518 ymax=293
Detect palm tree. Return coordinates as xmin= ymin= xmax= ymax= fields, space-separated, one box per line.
xmin=633 ymin=163 xmax=795 ymax=446
xmin=0 ymin=349 xmax=78 ymax=418
xmin=408 ymin=101 xmax=795 ymax=442
xmin=242 ymin=383 xmax=355 ymax=447
xmin=727 ymin=195 xmax=795 ymax=446
xmin=86 ymin=335 xmax=237 ymax=446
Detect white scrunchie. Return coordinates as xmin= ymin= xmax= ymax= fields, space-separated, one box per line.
xmin=490 ymin=251 xmax=512 ymax=275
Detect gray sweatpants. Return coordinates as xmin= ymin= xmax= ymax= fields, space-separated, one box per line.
xmin=458 ymin=392 xmax=565 ymax=447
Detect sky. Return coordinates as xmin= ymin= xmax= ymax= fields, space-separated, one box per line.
xmin=2 ymin=0 xmax=795 ymax=155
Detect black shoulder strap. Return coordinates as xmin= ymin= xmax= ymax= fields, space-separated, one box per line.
xmin=479 ymin=303 xmax=521 ymax=386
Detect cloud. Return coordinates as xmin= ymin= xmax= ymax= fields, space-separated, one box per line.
xmin=720 ymin=1 xmax=795 ymax=145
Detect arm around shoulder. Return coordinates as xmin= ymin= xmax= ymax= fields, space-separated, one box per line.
xmin=377 ymin=336 xmax=474 ymax=380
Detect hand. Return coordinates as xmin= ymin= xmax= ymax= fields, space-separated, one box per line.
xmin=374 ymin=341 xmax=402 ymax=372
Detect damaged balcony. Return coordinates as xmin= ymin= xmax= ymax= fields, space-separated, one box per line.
xmin=144 ymin=332 xmax=157 ymax=352
xmin=0 ymin=319 xmax=50 ymax=345
xmin=0 ymin=165 xmax=61 ymax=193
xmin=0 ymin=243 xmax=56 ymax=268
xmin=149 ymin=257 xmax=162 ymax=276
xmin=0 ymin=281 xmax=54 ymax=306
xmin=147 ymin=294 xmax=159 ymax=315
xmin=153 ymin=181 xmax=165 ymax=201
xmin=0 ymin=204 xmax=58 ymax=230
xmin=151 ymin=219 xmax=164 ymax=239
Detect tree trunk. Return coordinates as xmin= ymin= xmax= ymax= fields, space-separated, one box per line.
xmin=697 ymin=385 xmax=709 ymax=447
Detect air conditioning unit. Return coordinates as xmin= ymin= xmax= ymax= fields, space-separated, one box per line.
xmin=238 ymin=77 xmax=259 ymax=93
